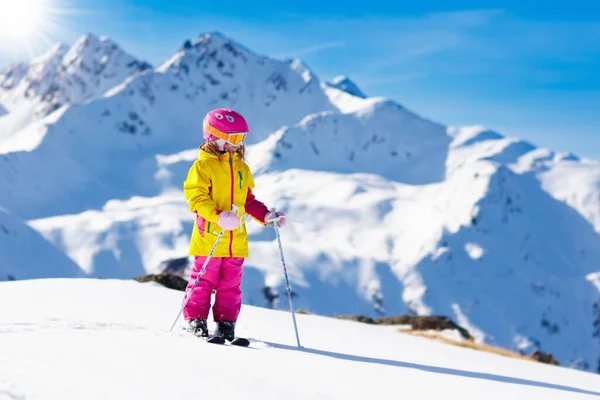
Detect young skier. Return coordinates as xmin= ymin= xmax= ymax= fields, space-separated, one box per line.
xmin=182 ymin=108 xmax=286 ymax=341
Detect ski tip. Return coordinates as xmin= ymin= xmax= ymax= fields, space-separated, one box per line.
xmin=205 ymin=336 xmax=227 ymax=344
xmin=230 ymin=337 xmax=250 ymax=347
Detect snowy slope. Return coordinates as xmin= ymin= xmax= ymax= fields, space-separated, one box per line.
xmin=0 ymin=35 xmax=150 ymax=144
xmin=535 ymin=159 xmax=600 ymax=232
xmin=0 ymin=208 xmax=85 ymax=281
xmin=0 ymin=278 xmax=598 ymax=400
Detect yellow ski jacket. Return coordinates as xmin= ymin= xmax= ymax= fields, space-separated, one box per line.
xmin=183 ymin=148 xmax=269 ymax=258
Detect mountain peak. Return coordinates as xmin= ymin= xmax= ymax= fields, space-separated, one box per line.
xmin=32 ymin=43 xmax=70 ymax=65
xmin=72 ymin=33 xmax=120 ymax=48
xmin=62 ymin=33 xmax=143 ymax=68
xmin=190 ymin=31 xmax=250 ymax=52
xmin=326 ymin=75 xmax=366 ymax=98
xmin=76 ymin=32 xmax=101 ymax=45
xmin=168 ymin=30 xmax=255 ymax=70
xmin=0 ymin=34 xmax=151 ymax=122
xmin=202 ymin=31 xmax=227 ymax=39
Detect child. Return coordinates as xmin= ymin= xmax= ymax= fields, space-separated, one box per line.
xmin=182 ymin=108 xmax=286 ymax=341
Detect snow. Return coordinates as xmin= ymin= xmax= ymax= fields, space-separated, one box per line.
xmin=0 ymin=62 xmax=28 ymax=94
xmin=0 ymin=278 xmax=598 ymax=400
xmin=0 ymin=208 xmax=85 ymax=281
xmin=536 ymin=160 xmax=600 ymax=233
xmin=322 ymin=83 xmax=371 ymax=114
xmin=464 ymin=242 xmax=485 ymax=259
xmin=587 ymin=272 xmax=600 ymax=292
xmin=0 ymin=45 xmax=68 ymax=139
xmin=326 ymin=75 xmax=367 ymax=98
xmin=1 ymin=31 xmax=600 ymax=374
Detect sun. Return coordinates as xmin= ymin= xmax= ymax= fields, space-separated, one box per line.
xmin=1 ymin=0 xmax=49 ymax=40
xmin=0 ymin=0 xmax=76 ymax=57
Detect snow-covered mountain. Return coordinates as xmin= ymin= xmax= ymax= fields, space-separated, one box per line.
xmin=1 ymin=31 xmax=600 ymax=373
xmin=248 ymin=98 xmax=450 ymax=183
xmin=0 ymin=35 xmax=151 ymax=142
xmin=2 ymin=279 xmax=599 ymax=399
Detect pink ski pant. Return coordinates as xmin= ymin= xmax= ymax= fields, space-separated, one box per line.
xmin=183 ymin=256 xmax=244 ymax=322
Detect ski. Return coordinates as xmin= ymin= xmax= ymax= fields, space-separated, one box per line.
xmin=204 ymin=335 xmax=226 ymax=344
xmin=201 ymin=335 xmax=249 ymax=346
xmin=230 ymin=337 xmax=250 ymax=347
xmin=181 ymin=326 xmax=250 ymax=347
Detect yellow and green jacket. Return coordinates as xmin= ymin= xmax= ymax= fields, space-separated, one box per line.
xmin=183 ymin=148 xmax=269 ymax=258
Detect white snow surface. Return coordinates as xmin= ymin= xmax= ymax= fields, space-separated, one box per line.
xmin=1 ymin=32 xmax=600 ymax=373
xmin=0 ymin=278 xmax=598 ymax=400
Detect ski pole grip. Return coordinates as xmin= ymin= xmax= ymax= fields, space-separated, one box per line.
xmin=269 ymin=207 xmax=283 ymax=222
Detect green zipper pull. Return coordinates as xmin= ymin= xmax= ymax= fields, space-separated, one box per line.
xmin=238 ymin=171 xmax=243 ymax=189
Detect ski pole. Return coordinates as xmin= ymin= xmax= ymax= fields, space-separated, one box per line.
xmin=271 ymin=208 xmax=301 ymax=347
xmin=169 ymin=228 xmax=225 ymax=332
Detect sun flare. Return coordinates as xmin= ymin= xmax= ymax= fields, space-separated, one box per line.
xmin=1 ymin=0 xmax=49 ymax=40
xmin=0 ymin=0 xmax=75 ymax=57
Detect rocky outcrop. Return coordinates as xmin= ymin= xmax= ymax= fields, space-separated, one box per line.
xmin=134 ymin=273 xmax=188 ymax=291
xmin=337 ymin=314 xmax=473 ymax=340
xmin=529 ymin=350 xmax=559 ymax=366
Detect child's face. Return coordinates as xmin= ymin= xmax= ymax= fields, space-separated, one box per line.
xmin=224 ymin=142 xmax=242 ymax=152
xmin=214 ymin=138 xmax=242 ymax=152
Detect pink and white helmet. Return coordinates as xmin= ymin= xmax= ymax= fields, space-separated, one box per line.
xmin=203 ymin=108 xmax=249 ymax=149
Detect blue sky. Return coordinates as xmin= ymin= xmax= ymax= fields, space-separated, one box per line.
xmin=1 ymin=0 xmax=599 ymax=159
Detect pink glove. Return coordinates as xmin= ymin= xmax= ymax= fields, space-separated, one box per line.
xmin=218 ymin=211 xmax=240 ymax=230
xmin=265 ymin=210 xmax=286 ymax=228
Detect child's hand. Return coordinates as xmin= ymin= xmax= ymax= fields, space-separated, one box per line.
xmin=218 ymin=211 xmax=240 ymax=230
xmin=265 ymin=210 xmax=286 ymax=228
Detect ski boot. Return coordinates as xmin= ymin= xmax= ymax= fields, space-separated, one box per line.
xmin=216 ymin=320 xmax=236 ymax=342
xmin=187 ymin=318 xmax=208 ymax=338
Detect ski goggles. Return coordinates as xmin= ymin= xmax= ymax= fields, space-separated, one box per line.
xmin=204 ymin=119 xmax=247 ymax=145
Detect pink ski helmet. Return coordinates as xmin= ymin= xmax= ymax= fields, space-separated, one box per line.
xmin=203 ymin=108 xmax=249 ymax=147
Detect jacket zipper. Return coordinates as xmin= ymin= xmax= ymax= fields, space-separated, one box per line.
xmin=238 ymin=171 xmax=243 ymax=189
xmin=229 ymin=156 xmax=234 ymax=258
